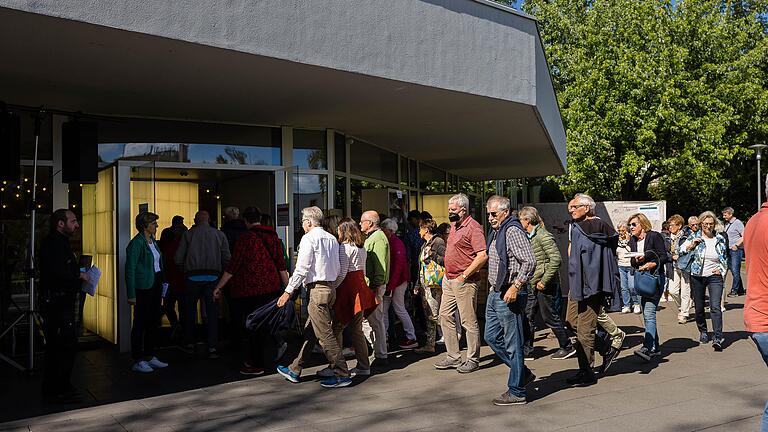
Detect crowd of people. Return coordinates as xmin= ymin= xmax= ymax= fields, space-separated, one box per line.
xmin=35 ymin=182 xmax=768 ymax=421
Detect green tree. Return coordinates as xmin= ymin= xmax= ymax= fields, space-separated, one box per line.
xmin=519 ymin=0 xmax=767 ymax=216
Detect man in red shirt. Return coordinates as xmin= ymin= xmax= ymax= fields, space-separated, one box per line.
xmin=213 ymin=208 xmax=289 ymax=376
xmin=435 ymin=193 xmax=487 ymax=373
xmin=744 ymin=175 xmax=768 ymax=431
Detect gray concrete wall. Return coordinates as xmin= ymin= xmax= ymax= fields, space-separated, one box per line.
xmin=1 ymin=0 xmax=538 ymax=105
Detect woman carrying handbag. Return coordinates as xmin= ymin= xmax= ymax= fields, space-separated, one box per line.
xmin=414 ymin=219 xmax=446 ymax=354
xmin=628 ymin=213 xmax=669 ymax=362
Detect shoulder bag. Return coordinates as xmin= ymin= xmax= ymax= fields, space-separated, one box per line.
xmin=633 ymin=249 xmax=662 ymax=298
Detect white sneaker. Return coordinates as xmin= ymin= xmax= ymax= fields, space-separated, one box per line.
xmin=132 ymin=360 xmax=154 ymax=373
xmin=621 ymin=306 xmax=631 ymax=314
xmin=632 ymin=305 xmax=642 ymax=314
xmin=147 ymin=357 xmax=168 ymax=369
xmin=316 ymin=367 xmax=335 ymax=378
xmin=436 ymin=336 xmax=445 ymax=345
xmin=350 ymin=367 xmax=371 ymax=377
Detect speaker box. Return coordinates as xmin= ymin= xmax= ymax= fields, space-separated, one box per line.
xmin=0 ymin=112 xmax=21 ymax=181
xmin=62 ymin=121 xmax=98 ymax=183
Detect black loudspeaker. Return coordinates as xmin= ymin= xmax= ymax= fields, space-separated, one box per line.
xmin=0 ymin=112 xmax=21 ymax=181
xmin=62 ymin=121 xmax=98 ymax=183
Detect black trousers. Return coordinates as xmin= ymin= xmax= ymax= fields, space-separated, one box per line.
xmin=131 ymin=274 xmax=163 ymax=360
xmin=229 ymin=291 xmax=282 ymax=368
xmin=524 ymin=284 xmax=572 ymax=350
xmin=41 ymin=296 xmax=78 ymax=395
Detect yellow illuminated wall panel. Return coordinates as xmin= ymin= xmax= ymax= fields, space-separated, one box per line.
xmin=82 ymin=168 xmax=116 ymax=343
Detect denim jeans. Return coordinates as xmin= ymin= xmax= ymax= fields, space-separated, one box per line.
xmin=728 ymin=249 xmax=744 ymax=294
xmin=690 ymin=275 xmax=724 ymax=340
xmin=484 ymin=290 xmax=531 ymax=398
xmin=184 ymin=278 xmax=219 ymax=349
xmin=750 ymin=332 xmax=768 ymax=431
xmin=641 ymin=296 xmax=660 ymax=351
xmin=619 ymin=266 xmax=639 ymax=307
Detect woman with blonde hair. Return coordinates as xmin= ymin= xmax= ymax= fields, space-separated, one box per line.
xmin=679 ymin=211 xmax=729 ymax=351
xmin=628 ymin=213 xmax=669 ymax=362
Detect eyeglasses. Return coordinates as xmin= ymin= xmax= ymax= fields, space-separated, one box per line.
xmin=568 ymin=204 xmax=586 ymax=211
xmin=486 ymin=210 xmax=506 ymax=218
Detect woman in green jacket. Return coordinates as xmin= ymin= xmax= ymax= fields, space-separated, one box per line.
xmin=518 ymin=206 xmax=576 ymax=361
xmin=125 ymin=212 xmax=169 ymax=373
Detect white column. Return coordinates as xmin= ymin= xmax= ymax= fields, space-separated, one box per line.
xmin=326 ymin=129 xmax=335 ymax=210
xmin=116 ymin=165 xmax=132 ymax=353
xmin=281 ymin=127 xmax=294 ymax=257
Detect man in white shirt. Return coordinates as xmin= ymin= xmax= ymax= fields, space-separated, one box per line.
xmin=277 ymin=206 xmax=350 ymax=388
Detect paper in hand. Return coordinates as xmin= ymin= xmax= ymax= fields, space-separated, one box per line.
xmin=81 ymin=266 xmax=102 ymax=296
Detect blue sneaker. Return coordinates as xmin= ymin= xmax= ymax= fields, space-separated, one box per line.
xmin=276 ymin=365 xmax=300 ymax=383
xmin=319 ymin=376 xmax=353 ymax=388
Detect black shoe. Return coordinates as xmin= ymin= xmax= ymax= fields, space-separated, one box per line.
xmin=633 ymin=347 xmax=651 ymax=362
xmin=44 ymin=389 xmax=83 ymax=405
xmin=699 ymin=331 xmax=710 ymax=344
xmin=712 ymin=338 xmax=724 ymax=351
xmin=600 ymin=347 xmax=620 ymax=374
xmin=551 ymin=346 xmax=577 ymax=360
xmin=566 ymin=370 xmax=596 ymax=387
xmin=523 ymin=345 xmax=534 ymax=361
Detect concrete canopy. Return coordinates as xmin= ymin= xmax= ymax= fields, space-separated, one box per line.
xmin=0 ymin=0 xmax=566 ymax=180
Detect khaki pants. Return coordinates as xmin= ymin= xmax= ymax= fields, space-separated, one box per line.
xmin=439 ymin=277 xmax=480 ymax=364
xmin=566 ymin=294 xmax=602 ymax=370
xmin=290 ymin=284 xmax=348 ymax=377
xmin=362 ymin=285 xmax=388 ymax=359
xmin=333 ymin=311 xmax=370 ymax=370
xmin=668 ymin=267 xmax=693 ymax=318
xmin=597 ymin=306 xmax=624 ymax=349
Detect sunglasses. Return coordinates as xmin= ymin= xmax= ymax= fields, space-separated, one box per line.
xmin=568 ymin=204 xmax=586 ymax=211
xmin=487 ymin=210 xmax=505 ymax=218
xmin=629 ymin=223 xmax=638 ymax=227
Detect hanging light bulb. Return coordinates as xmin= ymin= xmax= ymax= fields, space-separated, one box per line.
xmin=1 ymin=204 xmax=6 ymax=209
xmin=42 ymin=187 xmax=46 ymax=192
xmin=15 ymin=193 xmax=20 ymax=198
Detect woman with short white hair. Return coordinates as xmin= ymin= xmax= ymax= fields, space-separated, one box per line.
xmin=380 ymin=218 xmax=418 ymax=349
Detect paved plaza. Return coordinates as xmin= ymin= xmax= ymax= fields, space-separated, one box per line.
xmin=1 ymin=279 xmax=765 ymax=432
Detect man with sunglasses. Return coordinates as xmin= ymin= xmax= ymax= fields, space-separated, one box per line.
xmin=483 ymin=196 xmax=536 ymax=406
xmin=565 ymin=194 xmax=623 ymax=386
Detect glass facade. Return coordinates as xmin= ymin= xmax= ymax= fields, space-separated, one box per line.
xmin=293 ymin=129 xmax=327 ymax=170
xmin=99 ymin=143 xmax=281 ymax=166
xmin=349 ymin=139 xmax=398 ymax=183
xmin=293 ymin=173 xmax=327 ymax=245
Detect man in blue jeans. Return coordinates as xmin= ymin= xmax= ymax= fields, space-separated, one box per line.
xmin=484 ymin=195 xmax=536 ymax=406
xmin=722 ymin=207 xmax=745 ymax=297
xmin=175 ymin=211 xmax=231 ymax=358
xmin=744 ymin=182 xmax=768 ymax=431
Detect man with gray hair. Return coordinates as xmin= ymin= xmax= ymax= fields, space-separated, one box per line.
xmin=277 ymin=206 xmax=349 ymax=388
xmin=484 ymin=195 xmax=536 ymax=405
xmin=360 ymin=210 xmax=390 ymax=365
xmin=566 ymin=194 xmax=623 ymax=385
xmin=722 ymin=206 xmax=745 ymax=297
xmin=435 ymin=193 xmax=487 ymax=373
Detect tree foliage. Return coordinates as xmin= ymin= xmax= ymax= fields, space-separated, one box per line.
xmin=520 ymin=0 xmax=768 ymax=216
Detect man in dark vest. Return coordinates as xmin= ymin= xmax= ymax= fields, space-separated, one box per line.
xmin=39 ymin=209 xmax=88 ymax=403
xmin=484 ymin=195 xmax=537 ymax=406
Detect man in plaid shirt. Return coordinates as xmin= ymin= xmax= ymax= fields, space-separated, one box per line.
xmin=484 ymin=195 xmax=536 ymax=406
